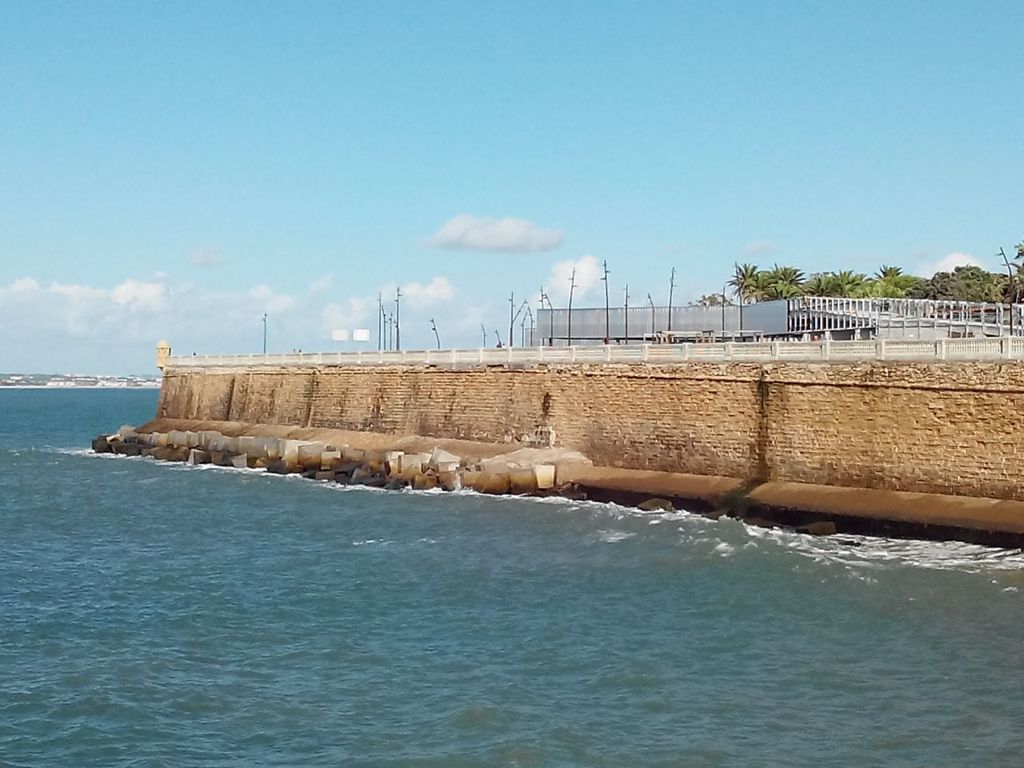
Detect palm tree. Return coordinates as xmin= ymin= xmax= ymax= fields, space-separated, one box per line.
xmin=829 ymin=270 xmax=868 ymax=298
xmin=729 ymin=263 xmax=761 ymax=304
xmin=875 ymin=265 xmax=903 ymax=281
xmin=760 ymin=264 xmax=805 ymax=300
xmin=803 ymin=273 xmax=834 ymax=296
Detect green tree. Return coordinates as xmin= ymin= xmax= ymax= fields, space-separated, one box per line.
xmin=911 ymin=266 xmax=1006 ymax=302
xmin=760 ymin=264 xmax=805 ymax=300
xmin=729 ymin=263 xmax=762 ymax=304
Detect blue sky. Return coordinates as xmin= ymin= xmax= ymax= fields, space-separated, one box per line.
xmin=1 ymin=0 xmax=1021 ymax=372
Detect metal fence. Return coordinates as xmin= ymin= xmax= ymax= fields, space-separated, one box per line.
xmin=167 ymin=336 xmax=1024 ymax=369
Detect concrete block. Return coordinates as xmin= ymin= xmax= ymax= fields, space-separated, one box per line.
xmin=152 ymin=432 xmax=170 ymax=447
xmin=509 ymin=468 xmax=537 ymax=494
xmin=297 ymin=443 xmax=326 ymax=469
xmin=399 ymin=453 xmax=431 ymax=474
xmin=237 ymin=436 xmax=258 ymax=455
xmin=314 ymin=470 xmax=336 ymax=481
xmin=320 ymin=450 xmax=342 ymax=469
xmin=438 ymin=470 xmax=460 ymax=491
xmin=533 ymin=464 xmax=556 ymax=490
xmin=91 ymin=435 xmax=113 ymax=453
xmin=230 ymin=454 xmax=249 ymax=469
xmin=383 ymin=450 xmax=404 ymax=462
xmin=413 ymin=473 xmax=438 ymax=490
xmin=253 ymin=437 xmax=281 ymax=460
xmin=168 ymin=430 xmax=188 ymax=448
xmin=429 ymin=447 xmax=461 ymax=470
xmin=341 ymin=447 xmax=366 ymax=463
xmin=463 ymin=470 xmax=510 ymax=495
xmin=185 ymin=431 xmax=200 ymax=448
xmin=187 ymin=449 xmax=210 ymax=465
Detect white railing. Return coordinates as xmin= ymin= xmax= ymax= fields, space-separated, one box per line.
xmin=165 ymin=337 xmax=1024 ymax=369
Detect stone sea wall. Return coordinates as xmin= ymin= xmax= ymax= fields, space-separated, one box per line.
xmin=156 ymin=361 xmax=1024 ymax=501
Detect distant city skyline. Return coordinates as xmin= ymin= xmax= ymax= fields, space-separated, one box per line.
xmin=1 ymin=1 xmax=1021 ymax=373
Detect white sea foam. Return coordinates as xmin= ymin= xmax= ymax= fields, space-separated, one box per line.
xmin=70 ymin=448 xmax=1024 ymax=574
xmin=597 ymin=529 xmax=636 ymax=543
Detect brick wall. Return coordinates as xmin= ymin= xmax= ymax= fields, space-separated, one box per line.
xmin=156 ymin=361 xmax=1024 ymax=500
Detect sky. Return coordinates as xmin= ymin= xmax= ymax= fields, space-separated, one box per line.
xmin=1 ymin=0 xmax=1022 ymax=373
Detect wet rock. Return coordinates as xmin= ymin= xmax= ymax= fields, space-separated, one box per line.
xmin=413 ymin=473 xmax=438 ymax=491
xmin=266 ymin=458 xmax=292 ymax=475
xmin=187 ymin=449 xmax=210 ymax=465
xmin=384 ymin=478 xmax=408 ymax=491
xmin=509 ymin=468 xmax=537 ymax=494
xmin=92 ymin=435 xmax=113 ymax=453
xmin=314 ymin=470 xmax=336 ymax=481
xmin=638 ymin=498 xmax=674 ymax=512
xmin=113 ymin=443 xmax=142 ymax=457
xmin=533 ymin=464 xmax=556 ymax=490
xmin=438 ymin=470 xmax=461 ymax=491
xmin=463 ymin=470 xmax=511 ymax=495
xmin=230 ymin=454 xmax=249 ymax=469
xmin=799 ymin=521 xmax=838 ymax=536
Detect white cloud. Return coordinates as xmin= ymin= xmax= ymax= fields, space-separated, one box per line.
xmin=308 ymin=275 xmax=334 ymax=294
xmin=8 ymin=277 xmax=40 ymax=293
xmin=402 ymin=276 xmax=455 ymax=308
xmin=248 ymin=285 xmax=295 ymax=313
xmin=427 ymin=214 xmax=564 ymax=252
xmin=110 ymin=278 xmax=167 ymax=311
xmin=322 ymin=297 xmax=374 ymax=333
xmin=188 ymin=248 xmax=223 ymax=267
xmin=915 ymin=251 xmax=987 ymax=277
xmin=544 ymin=254 xmax=602 ymax=304
xmin=743 ymin=240 xmax=775 ymax=257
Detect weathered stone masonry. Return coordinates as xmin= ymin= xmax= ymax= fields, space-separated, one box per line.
xmin=157 ymin=361 xmax=1024 ymax=501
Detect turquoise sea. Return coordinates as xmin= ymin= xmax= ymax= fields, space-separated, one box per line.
xmin=2 ymin=388 xmax=1024 ymax=766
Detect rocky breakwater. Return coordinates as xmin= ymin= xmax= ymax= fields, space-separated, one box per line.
xmin=91 ymin=426 xmax=568 ymax=497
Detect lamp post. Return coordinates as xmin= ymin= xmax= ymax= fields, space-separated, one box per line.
xmin=647 ymin=293 xmax=656 ymax=338
xmin=667 ymin=267 xmax=676 ymax=332
xmin=601 ymin=259 xmax=610 ymax=343
xmin=624 ymin=284 xmax=630 ymax=343
xmin=567 ymin=267 xmax=577 ymax=346
xmin=431 ymin=318 xmax=440 ymax=349
xmin=394 ymin=287 xmax=402 ymax=351
xmin=262 ymin=313 xmax=267 ymax=354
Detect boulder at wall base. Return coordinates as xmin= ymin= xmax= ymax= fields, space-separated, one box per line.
xmin=412 ymin=473 xmax=438 ymax=491
xmin=266 ymin=458 xmax=295 ymax=475
xmin=638 ymin=498 xmax=675 ymax=512
xmin=399 ymin=453 xmax=432 ymax=474
xmin=798 ymin=521 xmax=838 ymax=536
xmin=320 ymin=450 xmax=342 ymax=469
xmin=230 ymin=454 xmax=249 ymax=469
xmin=113 ymin=443 xmax=142 ymax=457
xmin=297 ymin=443 xmax=326 ymax=470
xmin=209 ymin=451 xmax=232 ymax=467
xmin=509 ymin=468 xmax=537 ymax=494
xmin=187 ymin=449 xmax=211 ymax=465
xmin=314 ymin=470 xmax=337 ymax=481
xmin=533 ymin=465 xmax=556 ymax=490
xmin=384 ymin=478 xmax=408 ymax=491
xmin=438 ymin=470 xmax=460 ymax=491
xmin=462 ymin=471 xmax=511 ymax=495
xmin=92 ymin=435 xmax=113 ymax=453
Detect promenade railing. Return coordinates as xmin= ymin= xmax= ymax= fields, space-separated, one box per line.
xmin=167 ymin=337 xmax=1024 ymax=369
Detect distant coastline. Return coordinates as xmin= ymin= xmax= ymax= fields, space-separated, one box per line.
xmin=0 ymin=374 xmax=160 ymax=389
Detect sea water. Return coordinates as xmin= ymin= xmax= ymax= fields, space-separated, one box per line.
xmin=2 ymin=388 xmax=1023 ymax=767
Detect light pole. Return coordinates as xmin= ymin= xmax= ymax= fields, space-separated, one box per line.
xmin=431 ymin=318 xmax=440 ymax=349
xmin=624 ymin=284 xmax=630 ymax=343
xmin=262 ymin=313 xmax=267 ymax=354
xmin=377 ymin=292 xmax=384 ymax=351
xmin=647 ymin=293 xmax=656 ymax=338
xmin=667 ymin=267 xmax=676 ymax=332
xmin=540 ymin=290 xmax=554 ymax=346
xmin=567 ymin=267 xmax=577 ymax=346
xmin=394 ymin=287 xmax=402 ymax=351
xmin=601 ymin=259 xmax=610 ymax=343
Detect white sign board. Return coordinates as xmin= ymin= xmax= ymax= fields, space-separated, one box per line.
xmin=331 ymin=329 xmax=349 ymax=342
xmin=352 ymin=328 xmax=370 ymax=342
